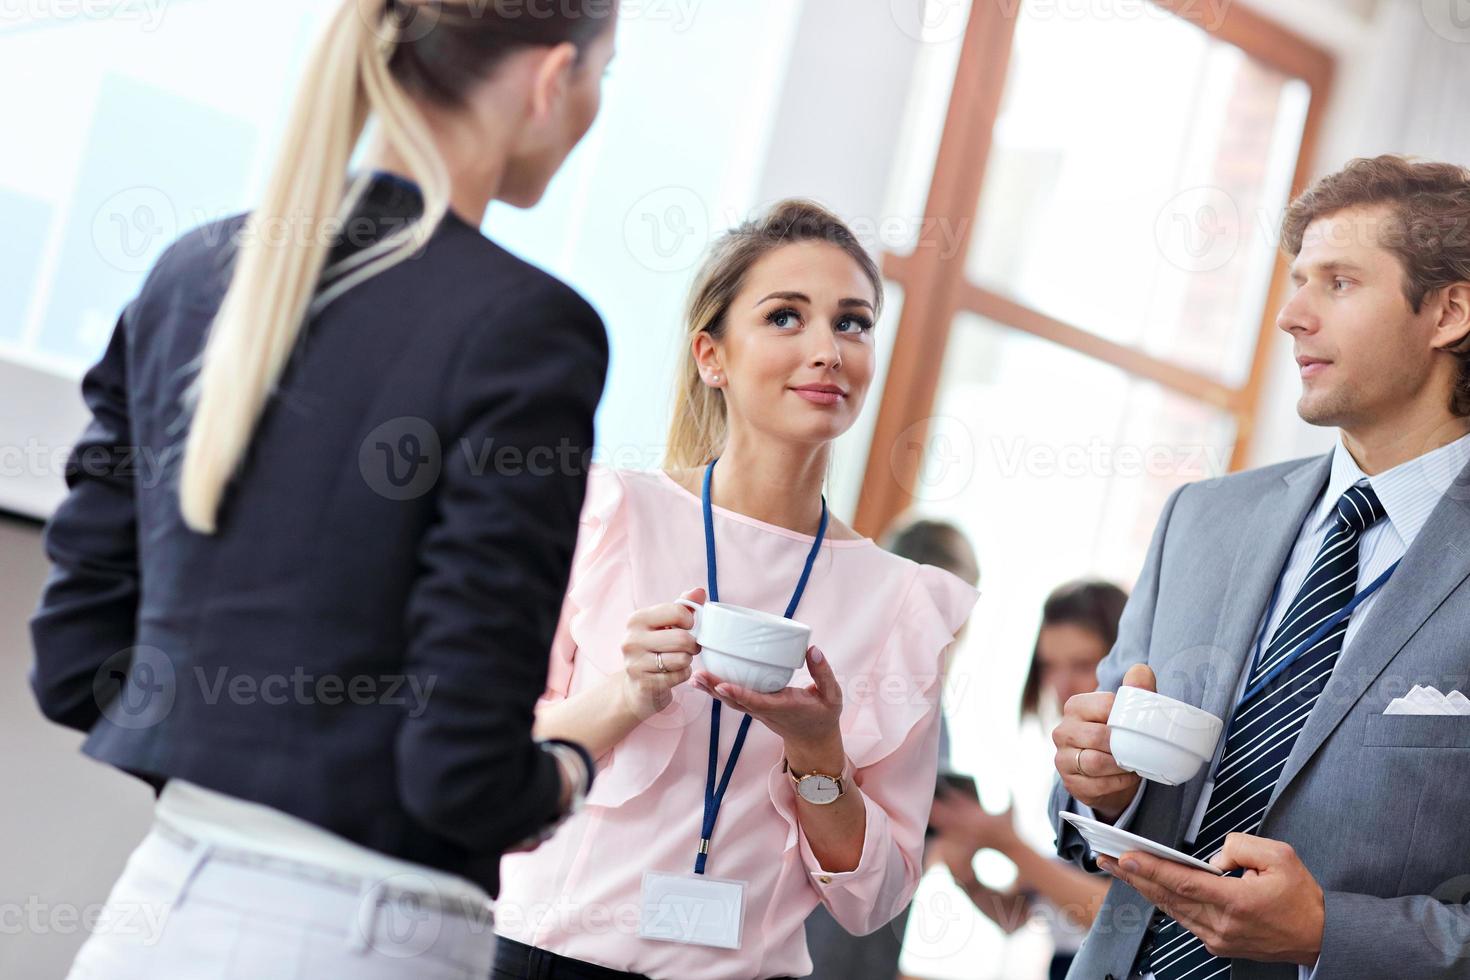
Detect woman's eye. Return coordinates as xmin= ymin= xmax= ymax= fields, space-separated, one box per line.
xmin=765 ymin=307 xmax=801 ymax=329
xmin=837 ymin=315 xmax=874 ymax=334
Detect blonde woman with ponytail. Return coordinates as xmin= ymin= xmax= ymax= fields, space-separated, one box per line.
xmin=491 ymin=200 xmax=980 ymax=980
xmin=31 ymin=1 xmax=619 ymax=976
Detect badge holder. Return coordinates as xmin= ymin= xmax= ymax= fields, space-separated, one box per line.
xmin=638 ymin=457 xmax=826 ymax=952
xmin=639 ymin=870 xmax=746 ymax=949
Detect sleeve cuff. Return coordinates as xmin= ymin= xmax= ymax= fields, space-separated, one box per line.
xmin=767 ymin=758 xmax=886 ymax=885
xmin=1063 ymin=784 xmax=1145 ymax=874
xmin=800 ymin=787 xmax=887 ymax=885
xmin=1073 ymin=781 xmax=1147 ymax=832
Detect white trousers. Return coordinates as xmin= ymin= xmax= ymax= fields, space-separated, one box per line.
xmin=65 ymin=820 xmax=496 ymax=980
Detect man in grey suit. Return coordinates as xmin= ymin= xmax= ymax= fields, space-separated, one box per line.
xmin=1049 ymin=153 xmax=1470 ymax=980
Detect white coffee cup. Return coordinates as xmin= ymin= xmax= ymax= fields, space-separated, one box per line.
xmin=1107 ymin=687 xmax=1224 ymax=786
xmin=675 ymin=598 xmax=811 ymax=694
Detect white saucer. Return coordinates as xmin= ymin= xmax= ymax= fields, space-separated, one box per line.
xmin=1060 ymin=811 xmax=1224 ymax=875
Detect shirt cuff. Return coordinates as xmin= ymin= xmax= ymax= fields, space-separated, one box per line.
xmin=798 ymin=787 xmax=886 ymax=885
xmin=768 ymin=758 xmax=885 ymax=882
xmin=764 ymin=758 xmax=899 ymax=940
xmin=1073 ymin=780 xmax=1147 ymax=832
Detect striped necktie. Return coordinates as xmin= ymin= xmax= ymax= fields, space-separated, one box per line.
xmin=1146 ymin=481 xmax=1387 ymax=980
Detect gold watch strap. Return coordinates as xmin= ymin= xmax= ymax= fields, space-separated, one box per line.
xmin=783 ymin=756 xmax=853 ymax=793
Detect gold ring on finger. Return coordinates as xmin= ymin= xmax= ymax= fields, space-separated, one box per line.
xmin=1075 ymin=747 xmax=1090 ymax=777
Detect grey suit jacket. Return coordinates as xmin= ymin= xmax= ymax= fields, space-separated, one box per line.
xmin=1049 ymin=452 xmax=1470 ymax=980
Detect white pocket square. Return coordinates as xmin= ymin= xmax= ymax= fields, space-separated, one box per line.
xmin=1383 ymin=686 xmax=1470 ymax=716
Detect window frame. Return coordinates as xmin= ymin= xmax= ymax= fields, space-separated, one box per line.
xmin=854 ymin=0 xmax=1334 ymax=537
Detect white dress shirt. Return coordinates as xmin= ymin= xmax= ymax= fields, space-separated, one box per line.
xmin=1076 ymin=431 xmax=1470 ymax=980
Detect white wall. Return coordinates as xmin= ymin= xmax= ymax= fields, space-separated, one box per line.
xmin=0 ymin=362 xmax=89 ymax=520
xmin=0 ymin=517 xmax=155 ymax=979
xmin=1241 ymin=0 xmax=1470 ymax=468
xmin=748 ymin=0 xmax=936 ymax=519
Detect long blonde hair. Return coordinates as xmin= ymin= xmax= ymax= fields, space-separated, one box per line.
xmin=179 ymin=0 xmax=611 ymax=533
xmin=664 ymin=198 xmax=885 ymax=470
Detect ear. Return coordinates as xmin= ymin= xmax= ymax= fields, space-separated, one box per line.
xmin=1431 ymin=281 xmax=1470 ymax=352
xmin=691 ymin=330 xmax=724 ymax=380
xmin=527 ymin=41 xmax=579 ymax=122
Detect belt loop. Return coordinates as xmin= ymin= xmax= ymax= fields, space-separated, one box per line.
xmin=347 ymin=877 xmax=384 ymax=954
xmin=172 ymin=843 xmax=213 ymax=909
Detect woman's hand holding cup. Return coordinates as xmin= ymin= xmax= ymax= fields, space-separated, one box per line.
xmin=620 ymin=587 xmax=704 ymax=719
xmin=1052 ymin=662 xmax=1156 ymax=823
xmin=693 ymin=645 xmax=846 ymax=774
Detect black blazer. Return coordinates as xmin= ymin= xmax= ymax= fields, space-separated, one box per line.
xmin=29 ymin=172 xmax=608 ymax=896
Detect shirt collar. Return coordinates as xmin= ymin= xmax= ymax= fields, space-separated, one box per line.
xmin=1313 ymin=430 xmax=1470 ymax=547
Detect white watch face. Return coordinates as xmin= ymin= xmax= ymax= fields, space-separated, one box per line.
xmin=797 ymin=774 xmax=841 ymax=805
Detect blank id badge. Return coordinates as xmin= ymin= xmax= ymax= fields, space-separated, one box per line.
xmin=639 ymin=871 xmax=746 ymax=949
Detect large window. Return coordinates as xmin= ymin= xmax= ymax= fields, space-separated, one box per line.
xmin=865 ymin=3 xmax=1333 ymax=976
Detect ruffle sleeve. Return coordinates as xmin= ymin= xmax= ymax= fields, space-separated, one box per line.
xmin=837 ymin=561 xmax=980 ymax=768
xmin=541 ymin=465 xmax=706 ymax=808
xmin=765 ymin=560 xmax=980 ymax=932
xmin=541 ymin=462 xmax=630 ymax=703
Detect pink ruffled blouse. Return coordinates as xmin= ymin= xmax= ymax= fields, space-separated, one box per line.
xmin=494 ymin=465 xmax=979 ymax=979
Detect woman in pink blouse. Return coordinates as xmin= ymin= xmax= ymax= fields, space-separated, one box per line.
xmin=493 ymin=199 xmax=980 ymax=980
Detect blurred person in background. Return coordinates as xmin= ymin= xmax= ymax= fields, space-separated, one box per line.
xmin=494 ymin=200 xmax=979 ymax=980
xmin=802 ymin=517 xmax=979 ymax=980
xmin=29 ymin=0 xmax=619 ymax=976
xmin=928 ymin=580 xmax=1126 ymax=980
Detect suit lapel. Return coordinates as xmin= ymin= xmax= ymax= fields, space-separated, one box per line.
xmin=1169 ymin=454 xmax=1331 ymax=844
xmin=1265 ymin=457 xmax=1470 ymax=815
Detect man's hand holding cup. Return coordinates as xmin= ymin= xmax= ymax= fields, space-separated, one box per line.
xmin=1052 ymin=663 xmax=1156 ymax=823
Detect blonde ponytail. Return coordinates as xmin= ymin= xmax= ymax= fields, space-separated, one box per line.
xmin=178 ymin=0 xmax=449 ymax=533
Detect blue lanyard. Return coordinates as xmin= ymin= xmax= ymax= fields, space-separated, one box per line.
xmin=694 ymin=456 xmax=827 ymax=874
xmin=1239 ymin=559 xmax=1400 ymax=706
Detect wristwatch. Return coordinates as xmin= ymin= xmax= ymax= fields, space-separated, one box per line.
xmin=783 ymin=756 xmax=853 ymax=805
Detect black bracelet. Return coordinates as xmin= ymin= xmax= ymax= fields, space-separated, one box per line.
xmin=541 ymin=737 xmax=595 ymax=797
